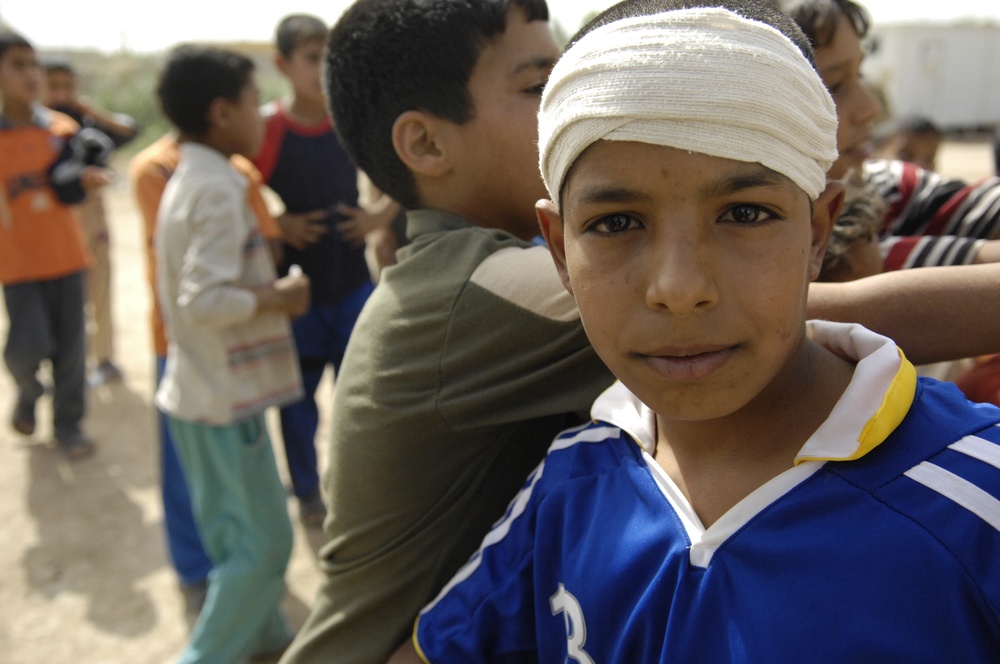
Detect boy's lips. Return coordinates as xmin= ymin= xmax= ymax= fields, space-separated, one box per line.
xmin=638 ymin=344 xmax=737 ymax=381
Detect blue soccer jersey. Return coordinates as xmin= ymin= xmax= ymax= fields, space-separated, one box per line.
xmin=415 ymin=322 xmax=1000 ymax=663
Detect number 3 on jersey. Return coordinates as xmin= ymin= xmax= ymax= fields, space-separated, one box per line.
xmin=550 ymin=584 xmax=595 ymax=664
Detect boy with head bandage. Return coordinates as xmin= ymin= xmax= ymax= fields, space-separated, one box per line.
xmin=389 ymin=1 xmax=1000 ymax=662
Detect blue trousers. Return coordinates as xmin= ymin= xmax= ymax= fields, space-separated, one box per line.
xmin=280 ymin=281 xmax=373 ymax=499
xmin=168 ymin=414 xmax=294 ymax=664
xmin=2 ymin=271 xmax=86 ymax=439
xmin=157 ymin=356 xmax=213 ymax=587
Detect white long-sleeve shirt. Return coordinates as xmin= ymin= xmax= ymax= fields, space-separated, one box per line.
xmin=155 ymin=142 xmax=301 ymax=425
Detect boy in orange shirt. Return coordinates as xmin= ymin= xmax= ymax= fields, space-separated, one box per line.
xmin=0 ymin=30 xmax=109 ymax=459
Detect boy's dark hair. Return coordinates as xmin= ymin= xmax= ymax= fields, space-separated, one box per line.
xmin=43 ymin=59 xmax=75 ymax=76
xmin=275 ymin=14 xmax=327 ymax=57
xmin=0 ymin=30 xmax=32 ymax=62
xmin=324 ymin=0 xmax=549 ymax=209
xmin=873 ymin=115 xmax=941 ymax=148
xmin=765 ymin=0 xmax=870 ymax=49
xmin=156 ymin=45 xmax=255 ymax=136
xmin=820 ymin=170 xmax=885 ymax=281
xmin=573 ymin=0 xmax=815 ymax=66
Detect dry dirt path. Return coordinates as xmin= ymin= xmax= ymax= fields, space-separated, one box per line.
xmin=0 ymin=138 xmax=995 ymax=663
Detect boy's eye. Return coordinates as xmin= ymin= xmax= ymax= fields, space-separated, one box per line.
xmin=720 ymin=204 xmax=776 ymax=226
xmin=524 ymin=82 xmax=547 ymax=96
xmin=588 ymin=213 xmax=642 ymax=234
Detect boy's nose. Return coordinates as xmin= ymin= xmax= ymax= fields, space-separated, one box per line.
xmin=850 ymin=81 xmax=882 ymax=126
xmin=644 ymin=233 xmax=719 ymax=318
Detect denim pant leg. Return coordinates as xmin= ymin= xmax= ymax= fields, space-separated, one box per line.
xmin=278 ymin=365 xmax=323 ymax=499
xmin=169 ymin=415 xmax=294 ymax=664
xmin=157 ymin=357 xmax=213 ymax=587
xmin=48 ymin=272 xmax=87 ymax=438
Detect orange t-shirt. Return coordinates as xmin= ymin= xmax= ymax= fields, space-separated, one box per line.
xmin=0 ymin=109 xmax=90 ymax=284
xmin=127 ymin=134 xmax=281 ymax=356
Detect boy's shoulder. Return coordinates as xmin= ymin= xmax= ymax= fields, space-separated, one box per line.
xmin=830 ymin=377 xmax=1000 ymax=580
xmin=162 ymin=143 xmax=246 ymax=208
xmin=388 ymin=209 xmax=581 ymax=322
xmin=36 ymin=106 xmax=79 ymax=138
xmin=0 ymin=106 xmax=78 ymax=138
xmin=832 ymin=376 xmax=1000 ymax=489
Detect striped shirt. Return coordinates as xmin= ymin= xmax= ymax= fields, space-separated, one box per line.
xmin=868 ymin=158 xmax=1000 ymax=268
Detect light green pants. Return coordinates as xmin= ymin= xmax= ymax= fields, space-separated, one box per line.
xmin=168 ymin=414 xmax=294 ymax=664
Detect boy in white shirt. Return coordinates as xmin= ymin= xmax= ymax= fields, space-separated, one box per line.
xmin=154 ymin=44 xmax=309 ymax=664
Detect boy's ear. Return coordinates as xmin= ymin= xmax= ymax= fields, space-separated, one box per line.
xmin=273 ymin=53 xmax=291 ymax=76
xmin=206 ymin=97 xmax=231 ymax=131
xmin=808 ymin=180 xmax=846 ymax=281
xmin=536 ymin=198 xmax=574 ymax=296
xmin=391 ymin=110 xmax=450 ymax=178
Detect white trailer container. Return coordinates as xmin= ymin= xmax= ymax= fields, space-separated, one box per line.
xmin=863 ymin=23 xmax=1000 ymax=131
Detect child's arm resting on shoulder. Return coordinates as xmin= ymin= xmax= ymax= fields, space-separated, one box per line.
xmin=808 ymin=262 xmax=1000 ymax=364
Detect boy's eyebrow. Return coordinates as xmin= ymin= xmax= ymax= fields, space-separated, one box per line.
xmin=569 ymin=166 xmax=797 ymax=211
xmin=704 ymin=168 xmax=797 ymax=198
xmin=569 ymin=186 xmax=653 ymax=209
xmin=512 ymin=55 xmax=557 ymax=75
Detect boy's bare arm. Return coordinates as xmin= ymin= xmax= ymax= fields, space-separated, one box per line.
xmin=75 ymin=100 xmax=138 ymax=139
xmin=973 ymin=239 xmax=1000 ymax=265
xmin=808 ymin=263 xmax=1000 ymax=364
xmin=80 ymin=165 xmax=112 ymax=192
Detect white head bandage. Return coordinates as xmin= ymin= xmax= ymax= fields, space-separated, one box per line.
xmin=538 ymin=8 xmax=838 ymax=207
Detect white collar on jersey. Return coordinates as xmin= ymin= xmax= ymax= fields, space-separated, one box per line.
xmin=592 ymin=320 xmax=917 ymax=464
xmin=590 ymin=320 xmax=917 ymax=567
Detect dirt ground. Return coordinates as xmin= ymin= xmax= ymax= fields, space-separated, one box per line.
xmin=0 ymin=137 xmax=996 ymax=663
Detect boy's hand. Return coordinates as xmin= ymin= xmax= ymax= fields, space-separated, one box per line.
xmin=278 ymin=210 xmax=328 ymax=250
xmin=80 ymin=166 xmax=112 ymax=192
xmin=273 ymin=269 xmax=311 ymax=317
xmin=336 ymin=203 xmax=391 ymax=247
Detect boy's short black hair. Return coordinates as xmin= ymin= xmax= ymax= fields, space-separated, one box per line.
xmin=156 ymin=45 xmax=255 ymax=136
xmin=324 ymin=0 xmax=549 ymax=209
xmin=873 ymin=115 xmax=941 ymax=148
xmin=765 ymin=0 xmax=870 ymax=48
xmin=43 ymin=59 xmax=75 ymax=76
xmin=275 ymin=14 xmax=327 ymax=57
xmin=0 ymin=30 xmax=32 ymax=63
xmin=573 ymin=0 xmax=815 ymax=66
xmin=819 ymin=170 xmax=885 ymax=281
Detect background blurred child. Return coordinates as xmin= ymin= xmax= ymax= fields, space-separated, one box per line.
xmin=154 ymin=44 xmax=309 ymax=663
xmin=129 ymin=129 xmax=285 ymax=627
xmin=251 ymin=13 xmax=400 ymax=527
xmin=43 ymin=59 xmax=140 ymax=386
xmin=871 ymin=114 xmax=941 ymax=172
xmin=0 ymin=30 xmax=109 ymax=459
